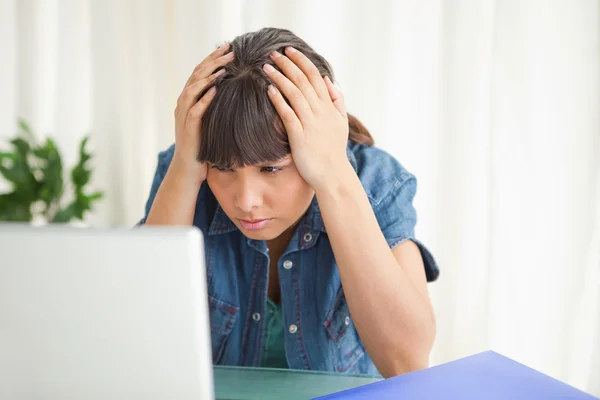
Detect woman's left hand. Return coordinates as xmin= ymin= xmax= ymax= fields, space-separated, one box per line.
xmin=264 ymin=47 xmax=351 ymax=192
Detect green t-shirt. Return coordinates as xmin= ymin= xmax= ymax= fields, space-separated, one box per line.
xmin=260 ymin=298 xmax=288 ymax=368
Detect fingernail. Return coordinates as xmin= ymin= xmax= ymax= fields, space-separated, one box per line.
xmin=214 ymin=68 xmax=225 ymax=77
xmin=286 ymin=46 xmax=297 ymax=53
xmin=268 ymin=85 xmax=277 ymax=95
xmin=225 ymin=51 xmax=235 ymax=59
xmin=263 ymin=63 xmax=275 ymax=73
xmin=271 ymin=51 xmax=281 ymax=58
xmin=208 ymin=86 xmax=217 ymax=95
xmin=218 ymin=42 xmax=229 ymax=50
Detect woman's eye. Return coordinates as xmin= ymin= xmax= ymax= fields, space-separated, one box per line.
xmin=261 ymin=166 xmax=282 ymax=174
xmin=212 ymin=165 xmax=232 ymax=172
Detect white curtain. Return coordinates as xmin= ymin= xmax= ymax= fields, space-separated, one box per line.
xmin=2 ymin=0 xmax=599 ymax=394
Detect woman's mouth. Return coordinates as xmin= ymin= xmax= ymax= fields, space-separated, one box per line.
xmin=239 ymin=218 xmax=272 ymax=231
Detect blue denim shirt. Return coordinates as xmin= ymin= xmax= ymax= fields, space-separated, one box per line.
xmin=139 ymin=141 xmax=439 ymax=375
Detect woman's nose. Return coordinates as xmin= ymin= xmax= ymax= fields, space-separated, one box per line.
xmin=234 ymin=180 xmax=263 ymax=213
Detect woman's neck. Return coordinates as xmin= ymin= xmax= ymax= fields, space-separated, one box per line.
xmin=266 ymin=223 xmax=296 ymax=257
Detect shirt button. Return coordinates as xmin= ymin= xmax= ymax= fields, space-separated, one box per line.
xmin=303 ymin=232 xmax=313 ymax=242
xmin=252 ymin=312 xmax=261 ymax=322
xmin=288 ymin=324 xmax=298 ymax=334
xmin=283 ymin=260 xmax=293 ymax=270
xmin=344 ymin=316 xmax=350 ymax=325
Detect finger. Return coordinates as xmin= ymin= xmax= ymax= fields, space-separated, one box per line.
xmin=269 ymin=50 xmax=321 ymax=112
xmin=194 ymin=42 xmax=231 ymax=74
xmin=324 ymin=76 xmax=346 ymax=116
xmin=179 ymin=69 xmax=225 ymax=112
xmin=263 ymin=63 xmax=313 ymax=122
xmin=186 ymin=50 xmax=234 ymax=87
xmin=186 ymin=86 xmax=217 ymax=130
xmin=185 ymin=43 xmax=230 ymax=86
xmin=267 ymin=84 xmax=303 ymax=138
xmin=283 ymin=46 xmax=329 ymax=100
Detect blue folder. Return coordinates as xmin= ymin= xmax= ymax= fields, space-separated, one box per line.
xmin=314 ymin=351 xmax=598 ymax=399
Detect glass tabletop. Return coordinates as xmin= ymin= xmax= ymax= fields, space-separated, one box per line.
xmin=213 ymin=366 xmax=381 ymax=400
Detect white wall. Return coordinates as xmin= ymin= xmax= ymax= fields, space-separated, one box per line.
xmin=1 ymin=0 xmax=599 ymax=394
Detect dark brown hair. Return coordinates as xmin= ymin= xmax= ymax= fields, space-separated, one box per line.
xmin=198 ymin=27 xmax=374 ymax=168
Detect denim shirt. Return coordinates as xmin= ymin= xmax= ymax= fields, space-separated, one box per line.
xmin=138 ymin=141 xmax=439 ymax=376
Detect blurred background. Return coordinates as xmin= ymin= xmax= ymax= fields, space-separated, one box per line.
xmin=1 ymin=0 xmax=599 ymax=395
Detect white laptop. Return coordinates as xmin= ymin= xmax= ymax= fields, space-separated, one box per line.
xmin=0 ymin=224 xmax=214 ymax=400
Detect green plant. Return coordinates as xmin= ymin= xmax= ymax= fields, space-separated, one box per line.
xmin=0 ymin=119 xmax=103 ymax=223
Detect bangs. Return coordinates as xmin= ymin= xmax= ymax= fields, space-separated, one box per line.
xmin=198 ymin=73 xmax=290 ymax=168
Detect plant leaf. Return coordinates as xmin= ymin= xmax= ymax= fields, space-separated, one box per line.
xmin=0 ymin=152 xmax=16 ymax=161
xmin=71 ymin=137 xmax=94 ymax=189
xmin=18 ymin=119 xmax=32 ymax=136
xmin=70 ymin=190 xmax=103 ymax=221
xmin=79 ymin=137 xmax=91 ymax=164
xmin=71 ymin=165 xmax=91 ymax=188
xmin=0 ymin=192 xmax=32 ymax=221
xmin=10 ymin=137 xmax=31 ymax=158
xmin=0 ymin=154 xmax=37 ymax=191
xmin=37 ymin=138 xmax=64 ymax=206
xmin=32 ymin=146 xmax=49 ymax=159
xmin=52 ymin=204 xmax=76 ymax=223
xmin=87 ymin=191 xmax=103 ymax=201
xmin=0 ymin=131 xmax=38 ymax=207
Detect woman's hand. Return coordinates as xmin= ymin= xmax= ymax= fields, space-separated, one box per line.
xmin=172 ymin=42 xmax=234 ymax=182
xmin=144 ymin=43 xmax=233 ymax=226
xmin=263 ymin=47 xmax=352 ymax=192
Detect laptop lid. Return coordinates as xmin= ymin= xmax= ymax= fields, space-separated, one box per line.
xmin=0 ymin=224 xmax=213 ymax=400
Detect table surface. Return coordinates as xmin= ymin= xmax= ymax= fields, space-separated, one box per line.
xmin=213 ymin=366 xmax=381 ymax=400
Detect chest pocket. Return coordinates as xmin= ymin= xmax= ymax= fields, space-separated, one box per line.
xmin=208 ymin=295 xmax=239 ymax=364
xmin=323 ymin=288 xmax=365 ymax=373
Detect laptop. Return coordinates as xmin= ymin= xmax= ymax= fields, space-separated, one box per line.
xmin=0 ymin=224 xmax=214 ymax=400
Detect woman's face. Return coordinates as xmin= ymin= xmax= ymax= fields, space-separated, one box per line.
xmin=206 ymin=154 xmax=315 ymax=241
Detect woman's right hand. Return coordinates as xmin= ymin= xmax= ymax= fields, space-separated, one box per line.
xmin=144 ymin=43 xmax=233 ymax=226
xmin=172 ymin=42 xmax=234 ymax=183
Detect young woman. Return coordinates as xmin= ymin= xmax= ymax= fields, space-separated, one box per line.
xmin=139 ymin=27 xmax=439 ymax=378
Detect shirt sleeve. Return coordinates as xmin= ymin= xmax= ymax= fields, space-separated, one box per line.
xmin=135 ymin=148 xmax=171 ymax=227
xmin=374 ymin=174 xmax=440 ymax=282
